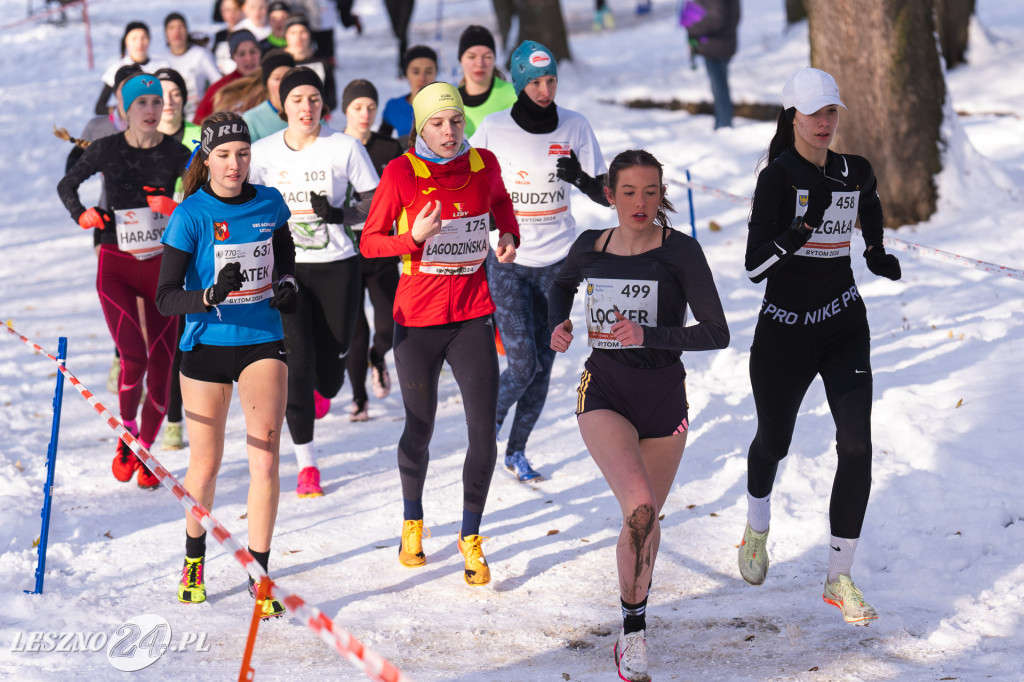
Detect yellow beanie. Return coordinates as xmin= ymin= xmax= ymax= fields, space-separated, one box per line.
xmin=412 ymin=82 xmax=465 ymax=134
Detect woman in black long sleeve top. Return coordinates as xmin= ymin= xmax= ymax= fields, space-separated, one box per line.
xmin=549 ymin=150 xmax=728 ymax=682
xmin=737 ymin=68 xmax=902 ymax=626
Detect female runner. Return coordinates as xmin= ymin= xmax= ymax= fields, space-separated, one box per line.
xmin=738 ymin=67 xmax=901 ymax=625
xmin=340 ymin=79 xmax=404 ymax=422
xmin=250 ymin=67 xmax=380 ymax=497
xmin=549 ymin=150 xmax=729 ymax=680
xmin=360 ymin=82 xmax=519 ymax=586
xmin=156 ymin=112 xmax=297 ymax=618
xmin=471 ymin=39 xmax=608 ymax=482
xmin=58 ymin=73 xmax=190 ymax=489
xmin=455 ymin=25 xmax=516 ymax=138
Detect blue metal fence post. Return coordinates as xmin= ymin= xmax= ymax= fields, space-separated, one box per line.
xmin=27 ymin=336 xmax=67 ymax=595
xmin=686 ymin=169 xmax=697 ymax=239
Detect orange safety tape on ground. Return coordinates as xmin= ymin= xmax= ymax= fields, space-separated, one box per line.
xmin=2 ymin=321 xmax=411 ymax=682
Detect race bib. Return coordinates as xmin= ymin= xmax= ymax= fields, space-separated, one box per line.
xmin=795 ymin=191 xmax=859 ymax=259
xmin=508 ymin=165 xmax=569 ymax=226
xmin=115 ymin=207 xmax=167 ymax=260
xmin=584 ymin=277 xmax=658 ymax=349
xmin=213 ymin=239 xmax=275 ymax=305
xmin=419 ymin=213 xmax=490 ymax=275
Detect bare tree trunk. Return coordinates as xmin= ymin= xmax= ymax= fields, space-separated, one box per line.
xmin=805 ymin=0 xmax=944 ymax=226
xmin=515 ymin=0 xmax=572 ymax=62
xmin=491 ymin=0 xmax=516 ymax=53
xmin=785 ymin=0 xmax=806 ymax=25
xmin=934 ymin=0 xmax=975 ymax=69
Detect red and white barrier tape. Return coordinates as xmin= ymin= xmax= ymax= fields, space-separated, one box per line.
xmin=0 ymin=0 xmax=85 ymax=32
xmin=672 ymin=176 xmax=1024 ymax=282
xmin=2 ymin=321 xmax=410 ymax=682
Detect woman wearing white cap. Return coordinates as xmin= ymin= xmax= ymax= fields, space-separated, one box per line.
xmin=738 ymin=67 xmax=902 ymax=625
xmin=360 ymin=81 xmax=520 ymax=586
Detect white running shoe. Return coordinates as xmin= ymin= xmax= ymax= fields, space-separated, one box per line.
xmin=371 ymin=362 xmax=391 ymax=399
xmin=738 ymin=522 xmax=769 ymax=585
xmin=613 ymin=629 xmax=650 ymax=682
xmin=823 ymin=574 xmax=878 ymax=625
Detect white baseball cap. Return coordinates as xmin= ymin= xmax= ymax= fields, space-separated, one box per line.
xmin=782 ymin=67 xmax=846 ymax=115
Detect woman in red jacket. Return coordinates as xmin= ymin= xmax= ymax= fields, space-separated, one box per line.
xmin=361 ymin=82 xmax=519 ymax=586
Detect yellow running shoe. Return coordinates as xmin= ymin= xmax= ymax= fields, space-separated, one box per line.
xmin=248 ymin=578 xmax=285 ymax=619
xmin=823 ymin=574 xmax=878 ymax=625
xmin=177 ymin=556 xmax=206 ymax=604
xmin=458 ymin=534 xmax=490 ymax=586
xmin=399 ymin=519 xmax=429 ymax=567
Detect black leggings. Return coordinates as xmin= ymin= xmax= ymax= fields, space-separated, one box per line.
xmin=346 ymin=253 xmax=399 ymax=403
xmin=746 ymin=313 xmax=873 ymax=539
xmin=393 ymin=316 xmax=499 ymax=515
xmin=282 ymin=259 xmax=361 ymax=445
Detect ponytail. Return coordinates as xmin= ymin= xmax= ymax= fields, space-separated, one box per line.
xmin=758 ymin=107 xmax=795 ymax=173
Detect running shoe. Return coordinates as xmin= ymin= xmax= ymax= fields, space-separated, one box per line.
xmin=107 ymin=355 xmax=120 ymax=393
xmin=823 ymin=575 xmax=878 ymax=625
xmin=594 ymin=7 xmax=615 ymax=30
xmin=161 ymin=422 xmax=185 ymax=450
xmin=349 ymin=399 xmax=369 ymax=422
xmin=457 ymin=533 xmax=490 ymax=586
xmin=296 ymin=466 xmax=323 ymax=498
xmin=505 ymin=451 xmax=542 ymax=482
xmin=111 ymin=436 xmax=139 ymax=482
xmin=136 ymin=458 xmax=160 ymax=489
xmin=248 ymin=577 xmax=285 ymax=619
xmin=371 ymin=362 xmax=391 ymax=399
xmin=399 ymin=519 xmax=429 ymax=567
xmin=614 ymin=628 xmax=650 ymax=682
xmin=313 ymin=390 xmax=331 ymax=419
xmin=177 ymin=556 xmax=206 ymax=604
xmin=738 ymin=522 xmax=769 ymax=585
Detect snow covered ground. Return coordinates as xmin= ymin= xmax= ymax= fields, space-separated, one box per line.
xmin=2 ymin=0 xmax=1024 ymax=679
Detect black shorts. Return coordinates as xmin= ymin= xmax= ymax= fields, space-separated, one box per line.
xmin=575 ymin=352 xmax=689 ymax=439
xmin=180 ymin=341 xmax=286 ymax=384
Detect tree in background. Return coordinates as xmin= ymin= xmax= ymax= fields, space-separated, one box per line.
xmin=935 ymin=0 xmax=976 ymax=69
xmin=491 ymin=0 xmax=571 ymax=62
xmin=805 ymin=0 xmax=945 ymax=226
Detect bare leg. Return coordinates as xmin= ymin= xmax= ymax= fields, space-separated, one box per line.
xmin=578 ymin=410 xmax=687 ymax=603
xmin=236 ymin=358 xmax=288 ymax=553
xmin=180 ymin=375 xmax=232 ymax=538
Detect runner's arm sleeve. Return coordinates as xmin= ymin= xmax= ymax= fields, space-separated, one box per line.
xmin=343 ymin=187 xmax=376 ymax=226
xmin=547 ymin=240 xmax=583 ymax=334
xmin=857 ymin=163 xmax=885 ymax=249
xmin=744 ymin=165 xmax=810 ymax=283
xmin=484 ymin=152 xmax=521 ymax=246
xmin=273 ymin=222 xmax=296 ymax=278
xmin=56 ymin=141 xmax=102 ymax=221
xmin=156 ymin=244 xmax=209 ymax=316
xmin=643 ymin=239 xmax=730 ymax=352
xmin=94 ymin=83 xmax=114 ymax=116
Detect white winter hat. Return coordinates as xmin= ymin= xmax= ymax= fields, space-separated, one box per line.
xmin=782 ymin=67 xmax=846 ymax=115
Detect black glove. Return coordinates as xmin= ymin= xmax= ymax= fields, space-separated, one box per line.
xmin=555 ymin=150 xmax=584 ymax=186
xmin=268 ymin=278 xmax=297 ymax=314
xmin=787 ymin=215 xmax=814 ymax=248
xmin=206 ymin=262 xmax=243 ymax=306
xmin=864 ymin=246 xmax=902 ymax=281
xmin=802 ymin=179 xmax=832 ymax=229
xmin=309 ymin=191 xmax=346 ymax=224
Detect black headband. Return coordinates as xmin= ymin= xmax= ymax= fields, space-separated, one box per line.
xmin=200 ymin=118 xmax=251 ymax=158
xmin=278 ymin=66 xmax=324 ymax=105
